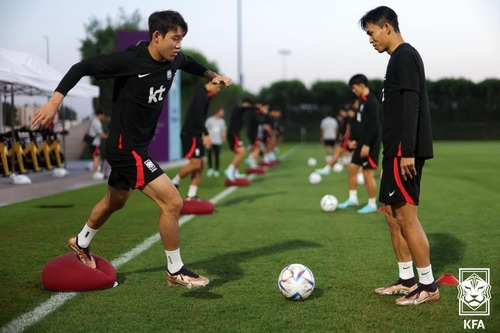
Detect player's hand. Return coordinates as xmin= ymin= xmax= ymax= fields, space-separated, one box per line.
xmin=31 ymin=92 xmax=63 ymax=129
xmin=31 ymin=103 xmax=58 ymax=129
xmin=348 ymin=140 xmax=357 ymax=150
xmin=211 ymin=75 xmax=232 ymax=87
xmin=360 ymin=144 xmax=370 ymax=158
xmin=202 ymin=135 xmax=212 ymax=149
xmin=400 ymin=157 xmax=416 ymax=181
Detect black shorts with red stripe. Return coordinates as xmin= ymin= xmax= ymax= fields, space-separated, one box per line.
xmin=106 ymin=147 xmax=164 ymax=190
xmin=379 ymin=157 xmax=425 ymax=205
xmin=181 ymin=132 xmax=204 ymax=158
xmin=227 ymin=133 xmax=244 ymax=152
xmin=351 ymin=143 xmax=380 ymax=170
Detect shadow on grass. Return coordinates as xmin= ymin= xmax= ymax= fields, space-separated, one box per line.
xmin=428 ymin=233 xmax=466 ymax=273
xmin=118 ymin=239 xmax=322 ymax=299
xmin=217 ymin=191 xmax=286 ymax=207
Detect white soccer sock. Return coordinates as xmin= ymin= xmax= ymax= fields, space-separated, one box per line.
xmin=368 ymin=197 xmax=377 ymax=207
xmin=417 ymin=265 xmax=435 ymax=285
xmin=171 ymin=175 xmax=181 ymax=185
xmin=349 ymin=190 xmax=358 ymax=201
xmin=324 ymin=165 xmax=332 ymax=171
xmin=398 ymin=261 xmax=415 ymax=280
xmin=187 ymin=185 xmax=198 ymax=198
xmin=165 ymin=249 xmax=184 ymax=273
xmin=227 ymin=164 xmax=235 ymax=172
xmin=77 ymin=224 xmax=98 ymax=248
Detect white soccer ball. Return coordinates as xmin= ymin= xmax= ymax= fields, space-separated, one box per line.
xmin=320 ymin=194 xmax=338 ymax=212
xmin=278 ymin=263 xmax=315 ymax=300
xmin=357 ymin=172 xmax=365 ymax=185
xmin=308 ymin=172 xmax=322 ymax=184
xmin=307 ymin=157 xmax=317 ymax=167
xmin=333 ymin=163 xmax=344 ymax=173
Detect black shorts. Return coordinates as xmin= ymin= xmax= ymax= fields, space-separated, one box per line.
xmin=106 ymin=147 xmax=164 ymax=190
xmin=181 ymin=132 xmax=204 ymax=158
xmin=323 ymin=139 xmax=336 ymax=147
xmin=351 ymin=143 xmax=380 ymax=170
xmin=89 ymin=144 xmax=100 ymax=157
xmin=227 ymin=133 xmax=244 ymax=152
xmin=379 ymin=157 xmax=425 ymax=205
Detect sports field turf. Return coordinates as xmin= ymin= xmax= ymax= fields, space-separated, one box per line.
xmin=1 ymin=141 xmax=499 ymax=332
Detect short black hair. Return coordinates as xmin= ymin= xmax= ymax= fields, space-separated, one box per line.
xmin=95 ymin=109 xmax=105 ymax=116
xmin=241 ymin=97 xmax=253 ymax=105
xmin=348 ymin=74 xmax=369 ymax=87
xmin=360 ymin=6 xmax=400 ymax=33
xmin=148 ymin=10 xmax=188 ymax=40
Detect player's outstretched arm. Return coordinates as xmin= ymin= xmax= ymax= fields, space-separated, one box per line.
xmin=31 ymin=92 xmax=65 ymax=129
xmin=204 ymin=70 xmax=232 ymax=87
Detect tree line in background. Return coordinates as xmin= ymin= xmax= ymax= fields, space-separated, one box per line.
xmin=4 ymin=9 xmax=498 ymax=140
xmin=76 ymin=9 xmax=500 ymax=141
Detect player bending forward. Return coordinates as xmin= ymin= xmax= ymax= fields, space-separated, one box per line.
xmin=31 ymin=10 xmax=232 ymax=288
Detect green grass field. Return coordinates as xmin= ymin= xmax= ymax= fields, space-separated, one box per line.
xmin=1 ymin=141 xmax=499 ymax=332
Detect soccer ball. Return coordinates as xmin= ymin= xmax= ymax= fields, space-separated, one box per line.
xmin=320 ymin=194 xmax=338 ymax=212
xmin=333 ymin=163 xmax=343 ymax=173
xmin=307 ymin=157 xmax=317 ymax=167
xmin=308 ymin=172 xmax=322 ymax=184
xmin=278 ymin=263 xmax=315 ymax=300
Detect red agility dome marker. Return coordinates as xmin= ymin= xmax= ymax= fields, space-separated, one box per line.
xmin=180 ymin=199 xmax=215 ymax=215
xmin=246 ymin=167 xmax=266 ymax=175
xmin=41 ymin=253 xmax=116 ymax=292
xmin=225 ymin=178 xmax=251 ymax=187
xmin=259 ymin=161 xmax=278 ymax=167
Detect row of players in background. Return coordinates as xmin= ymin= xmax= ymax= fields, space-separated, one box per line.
xmin=224 ymin=98 xmax=282 ymax=182
xmin=171 ymin=85 xmax=283 ymax=198
xmin=317 ymin=74 xmax=382 ymax=214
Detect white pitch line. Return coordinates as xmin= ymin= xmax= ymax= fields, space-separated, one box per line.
xmin=2 ymin=146 xmax=297 ymax=333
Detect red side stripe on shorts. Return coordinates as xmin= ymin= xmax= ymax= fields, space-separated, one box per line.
xmin=131 ymin=150 xmax=145 ymax=188
xmin=185 ymin=137 xmax=196 ymax=158
xmin=392 ymin=157 xmax=415 ymax=205
xmin=233 ymin=134 xmax=240 ymax=151
xmin=367 ymin=155 xmax=378 ymax=169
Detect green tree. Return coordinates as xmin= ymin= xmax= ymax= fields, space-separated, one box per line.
xmin=79 ymin=8 xmax=142 ymax=115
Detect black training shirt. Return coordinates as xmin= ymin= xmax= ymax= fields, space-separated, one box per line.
xmin=382 ymin=43 xmax=433 ymax=159
xmin=56 ymin=41 xmax=208 ymax=151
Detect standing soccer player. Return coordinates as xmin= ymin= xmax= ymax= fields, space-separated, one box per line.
xmin=31 ymin=10 xmax=232 ymax=288
xmin=337 ymin=74 xmax=381 ymax=214
xmin=360 ymin=6 xmax=439 ymax=304
xmin=205 ymin=108 xmax=227 ymax=177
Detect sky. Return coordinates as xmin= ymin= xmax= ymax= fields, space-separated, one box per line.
xmin=1 ymin=0 xmax=499 ymax=117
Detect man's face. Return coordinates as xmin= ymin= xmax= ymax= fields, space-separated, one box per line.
xmin=156 ymin=27 xmax=184 ymax=61
xmin=364 ymin=22 xmax=389 ymax=54
xmin=351 ymin=84 xmax=364 ymax=97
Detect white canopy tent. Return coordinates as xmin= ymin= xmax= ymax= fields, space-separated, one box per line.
xmin=0 ymin=47 xmax=99 ymax=179
xmin=0 ymin=46 xmax=99 ymax=132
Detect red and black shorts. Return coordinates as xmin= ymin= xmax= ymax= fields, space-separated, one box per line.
xmin=351 ymin=143 xmax=380 ymax=170
xmin=379 ymin=157 xmax=425 ymax=205
xmin=181 ymin=132 xmax=204 ymax=158
xmin=106 ymin=147 xmax=164 ymax=190
xmin=227 ymin=133 xmax=244 ymax=152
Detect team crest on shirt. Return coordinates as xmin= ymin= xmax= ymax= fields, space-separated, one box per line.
xmin=167 ymin=70 xmax=172 ymax=80
xmin=144 ymin=159 xmax=157 ymax=173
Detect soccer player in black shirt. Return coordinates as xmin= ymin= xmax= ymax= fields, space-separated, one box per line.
xmin=171 ymin=81 xmax=222 ymax=199
xmin=360 ymin=6 xmax=439 ymax=305
xmin=337 ymin=74 xmax=381 ymax=214
xmin=224 ymin=98 xmax=253 ymax=181
xmin=31 ymin=10 xmax=232 ymax=289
